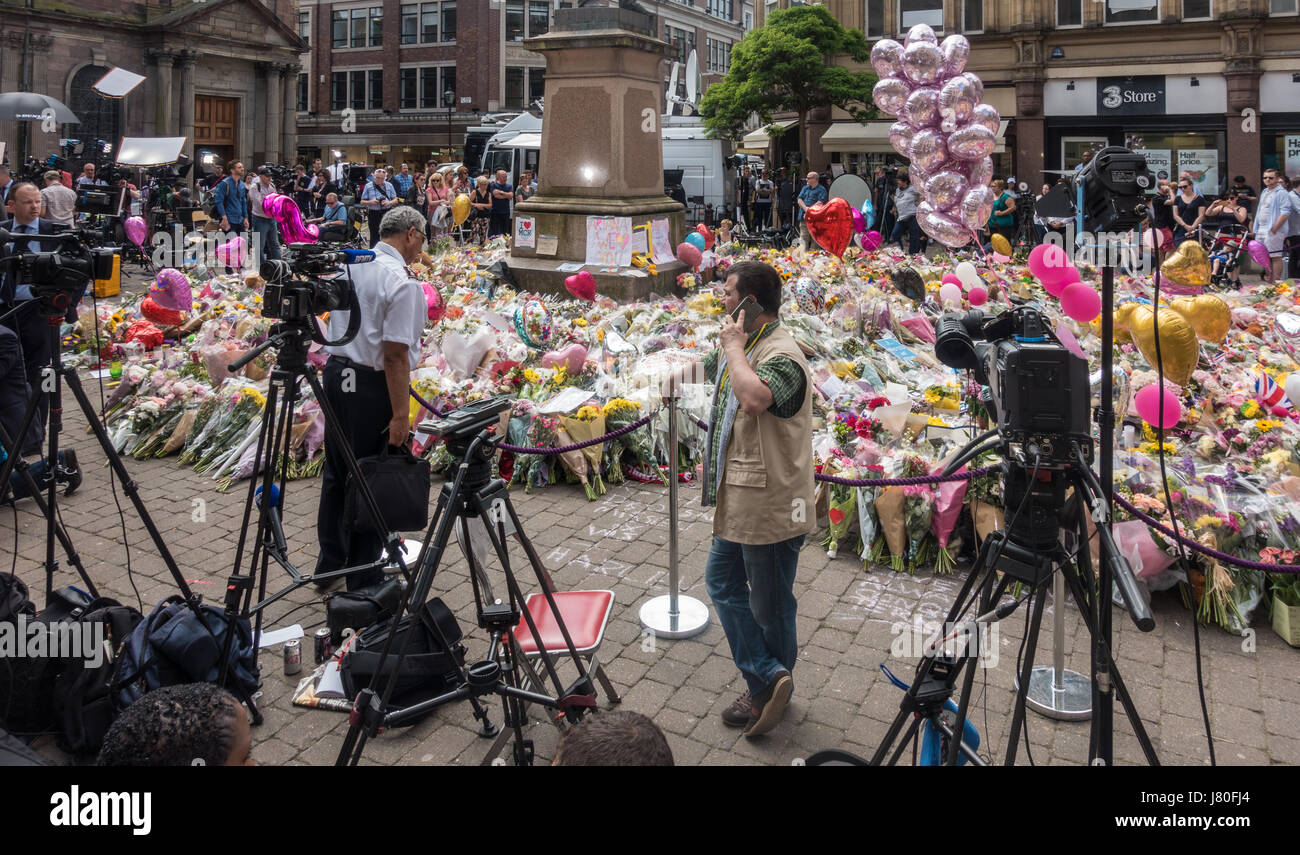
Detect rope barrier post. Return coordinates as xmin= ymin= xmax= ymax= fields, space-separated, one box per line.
xmin=640 ymin=392 xmax=709 ymax=640
xmin=1021 ymin=570 xmax=1091 ymax=721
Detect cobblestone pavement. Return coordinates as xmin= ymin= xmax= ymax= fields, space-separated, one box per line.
xmin=8 ymin=268 xmax=1295 ymax=766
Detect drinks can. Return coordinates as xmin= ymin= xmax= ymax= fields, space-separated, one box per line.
xmin=314 ymin=627 xmax=333 ymax=664
xmin=283 ymin=638 xmax=302 ymax=675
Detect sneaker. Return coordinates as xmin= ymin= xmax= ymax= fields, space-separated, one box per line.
xmin=57 ymin=450 xmax=82 ymax=497
xmin=744 ymin=671 xmax=793 ymax=738
xmin=721 ymin=690 xmax=754 ymax=728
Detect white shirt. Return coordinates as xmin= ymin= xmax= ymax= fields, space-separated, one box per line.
xmin=323 ymin=241 xmax=426 ymax=371
xmin=40 ymin=183 xmax=78 ymax=226
xmin=8 ymin=218 xmax=45 ymax=301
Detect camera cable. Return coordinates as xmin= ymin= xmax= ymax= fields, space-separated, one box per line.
xmin=1149 ymin=270 xmax=1215 ymax=765
xmin=90 ymin=288 xmax=143 ymax=612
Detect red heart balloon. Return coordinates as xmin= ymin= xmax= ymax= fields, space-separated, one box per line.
xmin=696 ymin=223 xmax=714 ymax=250
xmin=565 ymin=269 xmax=596 ymax=301
xmin=804 ymin=197 xmax=854 ymax=258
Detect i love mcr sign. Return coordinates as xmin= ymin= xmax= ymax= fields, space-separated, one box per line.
xmin=1096 ymin=75 xmax=1166 ymax=116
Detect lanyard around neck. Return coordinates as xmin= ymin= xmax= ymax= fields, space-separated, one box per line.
xmin=721 ymin=322 xmax=772 ymax=389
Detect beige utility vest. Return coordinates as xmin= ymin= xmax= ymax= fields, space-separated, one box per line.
xmin=712 ymin=326 xmax=817 ymax=545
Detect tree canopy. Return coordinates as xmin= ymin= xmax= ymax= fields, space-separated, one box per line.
xmin=699 ymin=4 xmax=876 ymax=159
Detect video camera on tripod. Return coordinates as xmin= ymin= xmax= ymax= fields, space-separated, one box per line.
xmin=1036 ymin=146 xmax=1154 ymax=234
xmin=258 ymin=242 xmax=372 ymax=330
xmin=0 ymin=227 xmax=117 ymax=315
xmin=935 ymin=306 xmax=1092 ymax=468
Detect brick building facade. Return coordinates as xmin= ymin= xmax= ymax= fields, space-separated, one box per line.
xmin=293 ymin=0 xmax=751 ymax=170
xmin=0 ymin=0 xmax=305 ymax=177
xmin=756 ymin=0 xmax=1300 ymax=192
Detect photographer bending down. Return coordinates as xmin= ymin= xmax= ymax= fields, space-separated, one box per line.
xmin=662 ymin=261 xmax=815 ymax=737
xmin=316 ymin=207 xmax=428 ymax=591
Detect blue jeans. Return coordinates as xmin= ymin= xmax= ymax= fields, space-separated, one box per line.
xmin=4 ymin=451 xmax=65 ymax=500
xmin=705 ymin=534 xmax=803 ymax=697
xmin=251 ymin=215 xmax=282 ymax=264
xmin=891 ymin=215 xmax=920 ymax=255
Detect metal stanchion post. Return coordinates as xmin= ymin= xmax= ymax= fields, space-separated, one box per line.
xmin=1022 ymin=570 xmax=1091 ymax=720
xmin=639 ymin=393 xmax=709 ymax=639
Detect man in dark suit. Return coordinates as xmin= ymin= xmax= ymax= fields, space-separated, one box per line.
xmin=1 ymin=182 xmax=81 ymax=500
xmin=2 ymin=183 xmax=62 ymax=435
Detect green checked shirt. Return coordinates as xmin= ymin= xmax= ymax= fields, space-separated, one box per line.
xmin=701 ymin=320 xmax=807 ymax=507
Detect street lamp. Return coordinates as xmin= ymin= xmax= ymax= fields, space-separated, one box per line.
xmin=443 ymin=89 xmax=456 ymax=162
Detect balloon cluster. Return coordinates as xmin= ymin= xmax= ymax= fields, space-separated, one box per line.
xmin=871 ymin=26 xmax=998 ymax=249
xmin=937 ymin=261 xmax=987 ymax=307
xmin=1027 ymin=243 xmax=1099 ymax=323
xmin=677 ymin=223 xmax=714 ymax=269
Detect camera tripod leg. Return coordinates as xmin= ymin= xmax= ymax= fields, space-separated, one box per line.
xmin=1003 ymin=584 xmax=1049 ymax=766
xmin=1064 ymin=506 xmax=1160 ymax=766
xmin=0 ymin=419 xmax=99 ymax=599
xmin=336 ymin=443 xmax=493 ymax=766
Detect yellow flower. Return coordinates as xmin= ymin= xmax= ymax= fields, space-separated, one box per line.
xmin=603 ymin=398 xmax=640 ymax=416
xmin=1194 ymin=515 xmax=1222 ymax=529
xmin=1256 ymin=419 xmax=1281 ymax=433
xmin=597 ymin=329 xmax=606 ymax=342
xmin=242 ymin=389 xmax=266 ymax=408
xmin=1242 ymin=400 xmax=1262 ymax=418
xmin=523 ymin=368 xmax=540 ymax=384
xmin=573 ymin=317 xmax=588 ymax=327
xmin=926 ymin=416 xmax=949 ymax=427
xmin=575 ymin=405 xmax=603 ymax=421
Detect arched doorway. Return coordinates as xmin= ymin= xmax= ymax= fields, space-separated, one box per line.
xmin=65 ymin=65 xmax=123 ymax=158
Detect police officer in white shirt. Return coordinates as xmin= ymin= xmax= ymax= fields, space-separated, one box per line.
xmin=316 ymin=206 xmax=429 ymax=590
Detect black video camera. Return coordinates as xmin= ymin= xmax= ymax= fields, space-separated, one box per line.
xmin=0 ymin=227 xmax=117 ymax=316
xmin=935 ymin=306 xmax=1092 ymax=467
xmin=259 ymin=242 xmax=367 ymax=323
xmin=1035 ymin=146 xmax=1154 ymax=234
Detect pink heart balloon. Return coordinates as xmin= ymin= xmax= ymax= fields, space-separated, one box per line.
xmin=422 ymin=281 xmax=446 ymax=323
xmin=565 ymin=269 xmax=597 ymax=301
xmin=541 ymin=343 xmax=589 ymax=375
xmin=124 ymin=216 xmax=148 ymax=249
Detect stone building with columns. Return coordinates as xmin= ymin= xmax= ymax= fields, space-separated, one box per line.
xmin=755 ymin=0 xmax=1300 ymax=194
xmin=0 ymin=0 xmax=305 ymax=181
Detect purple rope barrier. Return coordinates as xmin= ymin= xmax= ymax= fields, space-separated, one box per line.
xmin=408 ymin=387 xmax=448 ymax=418
xmin=1112 ymin=493 xmax=1300 ymax=575
xmin=814 ymin=465 xmax=996 ymax=487
xmin=498 ymin=413 xmax=656 ymax=455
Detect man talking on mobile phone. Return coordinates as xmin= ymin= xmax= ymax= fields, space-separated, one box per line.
xmin=661 ymin=261 xmax=815 ymax=738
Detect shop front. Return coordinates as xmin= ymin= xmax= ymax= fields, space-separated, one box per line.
xmin=1044 ymin=74 xmax=1228 ymax=197
xmin=1261 ymin=71 xmax=1300 ymax=180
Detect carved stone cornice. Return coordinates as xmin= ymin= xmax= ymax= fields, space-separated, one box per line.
xmin=6 ymin=32 xmax=54 ymax=52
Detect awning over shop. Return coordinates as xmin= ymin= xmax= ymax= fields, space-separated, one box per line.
xmin=820 ymin=120 xmax=1010 ymax=153
xmin=740 ymin=119 xmax=798 ymax=149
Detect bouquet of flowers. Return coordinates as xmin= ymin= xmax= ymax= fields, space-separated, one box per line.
xmin=600 ymin=398 xmax=656 ymax=485
xmin=929 ymin=464 xmax=968 ymax=575
xmin=560 ymin=404 xmax=607 ymax=501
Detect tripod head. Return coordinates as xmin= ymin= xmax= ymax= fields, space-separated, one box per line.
xmin=420 ymin=396 xmax=513 ymax=493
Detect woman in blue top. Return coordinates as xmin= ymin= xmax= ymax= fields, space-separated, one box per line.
xmin=986 ymin=179 xmax=1016 ymax=248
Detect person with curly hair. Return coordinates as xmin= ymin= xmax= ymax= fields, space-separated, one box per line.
xmin=97 ymin=683 xmax=254 ymax=766
xmin=553 ymin=711 xmax=674 ymax=766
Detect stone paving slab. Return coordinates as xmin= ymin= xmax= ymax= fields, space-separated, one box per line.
xmin=5 ymin=268 xmax=1295 ymax=765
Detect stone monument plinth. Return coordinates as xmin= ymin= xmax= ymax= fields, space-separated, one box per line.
xmin=508 ymin=9 xmax=687 ymax=301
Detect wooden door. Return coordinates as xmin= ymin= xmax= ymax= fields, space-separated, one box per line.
xmin=195 ymin=95 xmax=238 ymax=151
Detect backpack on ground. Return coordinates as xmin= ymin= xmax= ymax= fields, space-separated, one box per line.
xmin=0 ymin=573 xmax=50 ymax=735
xmin=48 ymin=596 xmax=143 ymax=755
xmin=112 ymin=595 xmax=259 ymax=712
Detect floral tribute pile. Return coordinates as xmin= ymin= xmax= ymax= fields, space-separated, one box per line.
xmin=66 ymin=235 xmax=1300 ymax=633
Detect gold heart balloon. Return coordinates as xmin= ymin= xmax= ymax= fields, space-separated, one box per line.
xmin=1160 ymin=240 xmax=1211 ymax=288
xmin=1169 ymin=294 xmax=1231 ymax=343
xmin=1112 ymin=302 xmax=1140 ymax=344
xmin=990 ymin=233 xmax=1012 ymax=256
xmin=1113 ymin=303 xmax=1199 ymax=387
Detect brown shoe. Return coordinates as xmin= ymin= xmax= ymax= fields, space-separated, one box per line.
xmin=744 ymin=671 xmax=793 ymax=738
xmin=721 ymin=690 xmax=754 ymax=728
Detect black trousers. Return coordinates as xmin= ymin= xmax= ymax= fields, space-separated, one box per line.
xmin=367 ymin=210 xmax=384 ymax=247
xmin=0 ymin=301 xmax=51 ymax=436
xmin=316 ymin=357 xmax=391 ymax=590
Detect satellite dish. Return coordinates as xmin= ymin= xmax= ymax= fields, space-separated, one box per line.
xmin=684 ymin=50 xmax=699 ymax=110
xmin=828 ymin=174 xmax=871 ymax=212
xmin=666 ymin=61 xmax=680 ymax=115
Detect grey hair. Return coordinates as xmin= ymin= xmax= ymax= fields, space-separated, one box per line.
xmin=379 ymin=205 xmax=427 ymax=238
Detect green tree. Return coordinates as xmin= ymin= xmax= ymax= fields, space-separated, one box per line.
xmin=699 ymin=4 xmax=876 ymax=174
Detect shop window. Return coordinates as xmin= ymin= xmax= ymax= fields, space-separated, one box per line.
xmin=401 ymin=68 xmax=418 ymax=109
xmin=963 ymin=0 xmax=983 ymax=32
xmin=530 ymin=1 xmax=550 ymax=36
xmin=1105 ymin=0 xmax=1159 ymax=24
xmin=506 ymin=67 xmax=526 ymax=109
xmin=507 ymin=1 xmax=525 ymax=41
xmin=1057 ymin=0 xmax=1082 ymax=26
xmin=865 ymin=0 xmax=884 ymax=36
xmin=442 ymin=2 xmax=457 ymax=41
xmin=899 ymin=0 xmax=943 ymax=30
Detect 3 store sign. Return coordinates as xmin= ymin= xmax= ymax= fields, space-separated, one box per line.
xmin=1096 ymin=76 xmax=1166 ymax=116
